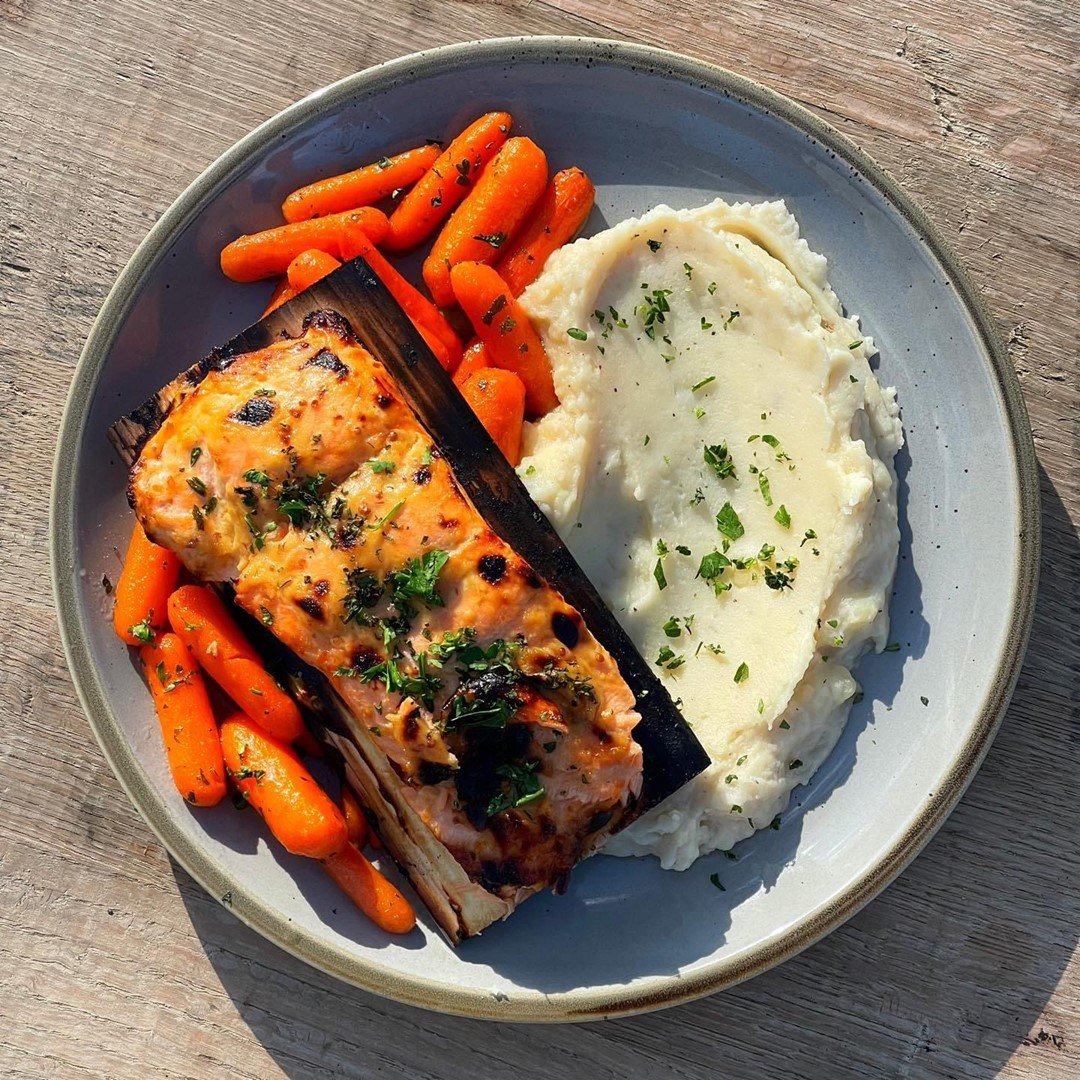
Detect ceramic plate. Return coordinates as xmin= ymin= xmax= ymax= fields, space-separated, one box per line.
xmin=51 ymin=37 xmax=1039 ymax=1021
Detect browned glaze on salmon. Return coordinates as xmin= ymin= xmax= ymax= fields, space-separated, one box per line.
xmin=131 ymin=313 xmax=643 ymax=917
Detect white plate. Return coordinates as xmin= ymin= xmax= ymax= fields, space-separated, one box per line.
xmin=51 ymin=37 xmax=1039 ymax=1020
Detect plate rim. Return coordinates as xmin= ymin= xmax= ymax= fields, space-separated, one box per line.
xmin=50 ymin=35 xmax=1041 ymax=1022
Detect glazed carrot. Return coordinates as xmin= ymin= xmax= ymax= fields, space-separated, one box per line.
xmin=322 ymin=842 xmax=415 ymax=934
xmin=494 ymin=167 xmax=595 ymax=295
xmin=449 ymin=262 xmax=558 ymax=416
xmin=286 ymin=249 xmax=341 ymax=293
xmin=452 ymin=339 xmax=489 ymax=386
xmin=262 ymin=276 xmax=297 ymax=316
xmin=113 ymin=523 xmax=182 ymax=646
xmin=340 ymin=785 xmax=369 ymax=848
xmin=221 ymin=716 xmax=348 ymax=859
xmin=385 ymin=112 xmax=512 ymax=252
xmin=167 ymin=585 xmax=305 ymax=744
xmin=282 ymin=143 xmax=441 ymax=223
xmin=338 ymin=223 xmax=462 ymax=370
xmin=459 ymin=368 xmax=526 ymax=465
xmin=140 ymin=633 xmax=226 ymax=807
xmin=423 ymin=137 xmax=548 ymax=307
xmin=220 ymin=206 xmax=389 ymax=282
xmin=167 ymin=585 xmax=259 ymax=664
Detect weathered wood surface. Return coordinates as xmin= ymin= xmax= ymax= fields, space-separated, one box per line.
xmin=1 ymin=0 xmax=1076 ymax=1076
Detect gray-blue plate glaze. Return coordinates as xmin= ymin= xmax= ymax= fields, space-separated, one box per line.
xmin=51 ymin=38 xmax=1039 ymax=1021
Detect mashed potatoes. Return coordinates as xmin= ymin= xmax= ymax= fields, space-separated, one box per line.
xmin=518 ymin=200 xmax=902 ymax=870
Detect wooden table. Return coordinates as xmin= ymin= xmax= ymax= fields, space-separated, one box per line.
xmin=3 ymin=1 xmax=1077 ymax=1076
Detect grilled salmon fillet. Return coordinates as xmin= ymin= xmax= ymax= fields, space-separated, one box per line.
xmin=130 ymin=312 xmax=644 ymax=933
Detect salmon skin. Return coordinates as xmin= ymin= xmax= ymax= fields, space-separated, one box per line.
xmin=112 ymin=268 xmax=708 ymax=942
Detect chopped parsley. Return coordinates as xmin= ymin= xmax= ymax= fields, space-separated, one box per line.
xmin=697 ymin=550 xmax=731 ymax=595
xmin=646 ymin=238 xmax=663 ymax=252
xmin=774 ymin=504 xmax=792 ymax=529
xmin=716 ymin=502 xmax=745 ymax=541
xmin=849 ymin=339 xmax=863 ymax=350
xmin=342 ymin=567 xmax=382 ymax=624
xmin=258 ymin=606 xmax=274 ymax=626
xmin=387 ymin=549 xmax=449 ymax=617
xmin=653 ymin=560 xmax=668 ymax=591
xmin=655 ymin=645 xmax=685 ymax=671
xmin=691 ymin=375 xmax=716 ymax=392
xmin=129 ymin=617 xmax=156 ymax=644
xmin=724 ymin=310 xmax=740 ymax=329
xmin=566 ymin=327 xmax=588 ymax=341
xmin=704 ymin=442 xmax=736 ymax=480
xmin=473 ymin=232 xmax=506 ymax=248
xmin=487 ymin=761 xmax=545 ymax=817
xmin=189 ymin=447 xmax=202 ymax=467
xmin=636 ymin=288 xmax=672 ymax=339
xmin=683 ymin=262 xmax=694 ymax=280
xmin=700 ymin=316 xmax=713 ymax=332
xmin=709 ymin=872 xmax=726 ymax=891
xmin=186 ymin=476 xmax=207 ymax=496
xmin=733 ymin=662 xmax=750 ymax=684
xmin=369 ymin=459 xmax=395 ymax=474
xmin=377 ymin=156 xmax=394 ymax=170
xmin=757 ymin=472 xmax=773 ymax=506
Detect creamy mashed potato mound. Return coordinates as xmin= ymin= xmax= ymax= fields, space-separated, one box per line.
xmin=518 ymin=200 xmax=902 ymax=870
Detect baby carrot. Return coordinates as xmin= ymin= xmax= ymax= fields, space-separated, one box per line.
xmin=262 ymin=276 xmax=297 ymax=316
xmin=338 ymin=223 xmax=462 ymax=370
xmin=423 ymin=137 xmax=548 ymax=307
xmin=385 ymin=112 xmax=512 ymax=252
xmin=322 ymin=842 xmax=416 ymax=934
xmin=167 ymin=585 xmax=305 ymax=744
xmin=452 ymin=339 xmax=489 ymax=386
xmin=286 ymin=249 xmax=341 ymax=293
xmin=221 ymin=716 xmax=348 ymax=859
xmin=282 ymin=143 xmax=441 ymax=223
xmin=113 ymin=522 xmax=182 ymax=646
xmin=220 ymin=206 xmax=389 ymax=282
xmin=167 ymin=585 xmax=260 ymax=664
xmin=340 ymin=785 xmax=369 ymax=848
xmin=494 ymin=167 xmax=595 ymax=295
xmin=459 ymin=367 xmax=526 ymax=465
xmin=140 ymin=633 xmax=226 ymax=807
xmin=449 ymin=262 xmax=558 ymax=416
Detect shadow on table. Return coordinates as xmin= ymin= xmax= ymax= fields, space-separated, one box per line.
xmin=175 ymin=464 xmax=1076 ymax=1079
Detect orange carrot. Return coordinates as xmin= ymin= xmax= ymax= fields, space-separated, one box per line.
xmin=423 ymin=137 xmax=548 ymax=307
xmin=167 ymin=585 xmax=260 ymax=664
xmin=286 ymin=249 xmax=341 ymax=292
xmin=262 ymin=276 xmax=297 ymax=316
xmin=322 ymin=842 xmax=415 ymax=934
xmin=220 ymin=207 xmax=389 ymax=282
xmin=449 ymin=261 xmax=558 ymax=416
xmin=385 ymin=112 xmax=512 ymax=252
xmin=221 ymin=716 xmax=348 ymax=859
xmin=140 ymin=633 xmax=226 ymax=807
xmin=459 ymin=368 xmax=526 ymax=465
xmin=340 ymin=786 xmax=369 ymax=848
xmin=494 ymin=167 xmax=595 ymax=295
xmin=452 ymin=339 xmax=489 ymax=386
xmin=167 ymin=585 xmax=305 ymax=744
xmin=113 ymin=523 xmax=182 ymax=647
xmin=282 ymin=143 xmax=441 ymax=223
xmin=338 ymin=223 xmax=462 ymax=370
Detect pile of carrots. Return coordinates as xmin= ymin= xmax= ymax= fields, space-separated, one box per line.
xmin=219 ymin=111 xmax=595 ymax=465
xmin=112 ymin=524 xmax=415 ymax=936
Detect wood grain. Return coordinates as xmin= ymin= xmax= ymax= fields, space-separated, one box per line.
xmin=1 ymin=0 xmax=1077 ymax=1077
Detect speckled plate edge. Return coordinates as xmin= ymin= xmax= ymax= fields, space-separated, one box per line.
xmin=50 ymin=36 xmax=1040 ymax=1022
